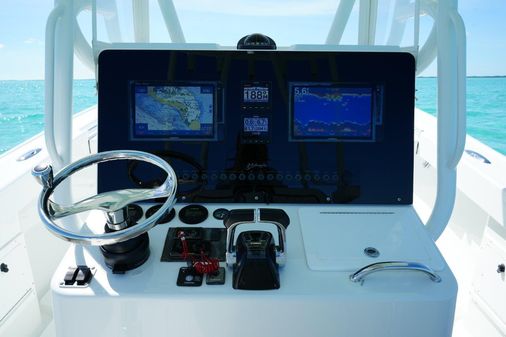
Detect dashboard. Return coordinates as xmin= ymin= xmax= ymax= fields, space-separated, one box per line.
xmin=98 ymin=50 xmax=415 ymax=204
xmin=49 ymin=49 xmax=458 ymax=337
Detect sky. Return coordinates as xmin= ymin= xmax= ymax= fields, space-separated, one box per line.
xmin=0 ymin=0 xmax=505 ymax=80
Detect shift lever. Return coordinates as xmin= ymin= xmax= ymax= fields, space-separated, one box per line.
xmin=224 ymin=208 xmax=289 ymax=290
xmin=234 ymin=230 xmax=279 ymax=290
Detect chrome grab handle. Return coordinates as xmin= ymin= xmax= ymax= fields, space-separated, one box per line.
xmin=349 ymin=261 xmax=442 ymax=284
xmin=32 ymin=150 xmax=177 ymax=246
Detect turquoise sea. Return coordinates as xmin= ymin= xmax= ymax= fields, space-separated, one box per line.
xmin=0 ymin=78 xmax=505 ymax=155
xmin=0 ymin=80 xmax=97 ymax=154
xmin=416 ymin=77 xmax=506 ymax=154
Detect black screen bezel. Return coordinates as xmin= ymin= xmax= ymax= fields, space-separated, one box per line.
xmin=98 ymin=50 xmax=416 ymax=205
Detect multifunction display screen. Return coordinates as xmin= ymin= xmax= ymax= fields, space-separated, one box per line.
xmin=132 ymin=83 xmax=216 ymax=139
xmin=291 ymin=84 xmax=374 ymax=141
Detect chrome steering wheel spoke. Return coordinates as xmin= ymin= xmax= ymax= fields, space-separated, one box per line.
xmin=33 ymin=150 xmax=177 ymax=246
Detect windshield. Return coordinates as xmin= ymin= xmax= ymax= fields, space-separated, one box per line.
xmin=87 ymin=0 xmax=423 ymax=47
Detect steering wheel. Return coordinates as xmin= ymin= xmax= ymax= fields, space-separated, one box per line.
xmin=32 ymin=150 xmax=177 ymax=246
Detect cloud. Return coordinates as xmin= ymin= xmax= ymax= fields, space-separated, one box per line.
xmin=173 ymin=0 xmax=337 ymax=17
xmin=0 ymin=43 xmax=4 ymax=49
xmin=24 ymin=37 xmax=42 ymax=44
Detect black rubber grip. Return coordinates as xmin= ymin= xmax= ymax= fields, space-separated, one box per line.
xmin=259 ymin=208 xmax=290 ymax=229
xmin=224 ymin=209 xmax=255 ymax=228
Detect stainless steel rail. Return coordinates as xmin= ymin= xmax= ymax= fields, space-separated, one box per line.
xmin=349 ymin=261 xmax=442 ymax=283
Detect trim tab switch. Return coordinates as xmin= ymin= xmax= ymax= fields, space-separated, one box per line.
xmin=62 ymin=265 xmax=94 ymax=287
xmin=64 ymin=267 xmax=79 ymax=285
xmin=76 ymin=266 xmax=93 ymax=286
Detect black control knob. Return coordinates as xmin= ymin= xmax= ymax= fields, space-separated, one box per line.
xmin=497 ymin=264 xmax=505 ymax=273
xmin=1 ymin=263 xmax=9 ymax=273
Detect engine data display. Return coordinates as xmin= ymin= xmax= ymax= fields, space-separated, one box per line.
xmin=132 ymin=83 xmax=216 ymax=139
xmin=244 ymin=117 xmax=268 ymax=133
xmin=242 ymin=82 xmax=270 ymax=105
xmin=291 ymin=84 xmax=374 ymax=141
xmin=242 ymin=116 xmax=270 ymax=144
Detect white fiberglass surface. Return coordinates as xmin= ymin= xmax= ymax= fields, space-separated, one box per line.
xmin=299 ymin=206 xmax=446 ymax=271
xmin=48 ymin=204 xmax=456 ymax=337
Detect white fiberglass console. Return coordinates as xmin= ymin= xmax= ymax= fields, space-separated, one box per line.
xmin=49 ymin=203 xmax=456 ymax=337
xmin=35 ymin=45 xmax=457 ymax=336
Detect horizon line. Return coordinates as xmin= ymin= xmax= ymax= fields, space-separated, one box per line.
xmin=418 ymin=75 xmax=506 ymax=78
xmin=1 ymin=75 xmax=506 ymax=81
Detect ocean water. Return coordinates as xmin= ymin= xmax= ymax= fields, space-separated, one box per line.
xmin=0 ymin=80 xmax=97 ymax=154
xmin=0 ymin=78 xmax=505 ymax=155
xmin=416 ymin=77 xmax=506 ymax=155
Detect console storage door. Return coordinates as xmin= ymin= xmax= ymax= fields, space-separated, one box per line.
xmin=0 ymin=235 xmax=36 ymax=322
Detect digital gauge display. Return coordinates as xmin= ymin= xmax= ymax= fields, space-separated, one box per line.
xmin=242 ymin=116 xmax=270 ymax=144
xmin=242 ymin=82 xmax=270 ymax=105
xmin=244 ymin=117 xmax=268 ymax=133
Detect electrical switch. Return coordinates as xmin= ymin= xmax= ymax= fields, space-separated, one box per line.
xmin=75 ymin=266 xmax=93 ymax=286
xmin=64 ymin=267 xmax=79 ymax=285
